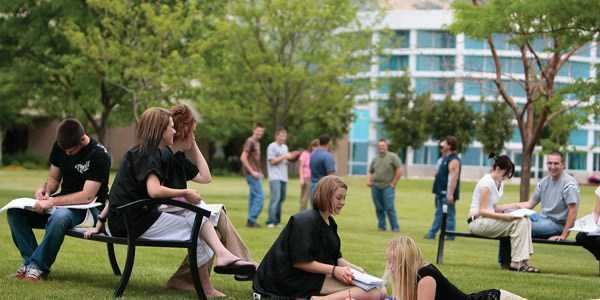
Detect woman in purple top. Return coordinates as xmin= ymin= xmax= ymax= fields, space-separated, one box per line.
xmin=299 ymin=139 xmax=319 ymax=211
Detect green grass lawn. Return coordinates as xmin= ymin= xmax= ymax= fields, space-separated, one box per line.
xmin=0 ymin=170 xmax=598 ymax=299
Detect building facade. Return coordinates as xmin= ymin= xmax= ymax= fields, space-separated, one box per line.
xmin=345 ymin=9 xmax=598 ymax=182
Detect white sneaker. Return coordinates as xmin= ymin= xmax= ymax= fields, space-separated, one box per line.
xmin=15 ymin=265 xmax=28 ymax=279
xmin=23 ymin=265 xmax=45 ymax=281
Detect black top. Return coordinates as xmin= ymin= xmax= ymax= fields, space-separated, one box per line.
xmin=253 ymin=209 xmax=342 ymax=298
xmin=48 ymin=139 xmax=111 ymax=203
xmin=432 ymin=153 xmax=461 ymax=200
xmin=417 ymin=264 xmax=500 ymax=300
xmin=162 ymin=149 xmax=199 ymax=189
xmin=107 ymin=146 xmax=171 ymax=238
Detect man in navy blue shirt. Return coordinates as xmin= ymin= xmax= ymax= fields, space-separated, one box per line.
xmin=309 ymin=134 xmax=336 ymax=198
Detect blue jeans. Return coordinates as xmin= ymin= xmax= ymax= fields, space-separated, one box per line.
xmin=267 ymin=180 xmax=287 ymax=225
xmin=426 ymin=193 xmax=455 ymax=238
xmin=246 ymin=175 xmax=264 ymax=224
xmin=498 ymin=213 xmax=563 ymax=264
xmin=7 ymin=207 xmax=96 ymax=273
xmin=371 ymin=185 xmax=399 ymax=231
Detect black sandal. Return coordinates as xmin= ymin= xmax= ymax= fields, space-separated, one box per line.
xmin=509 ymin=264 xmax=540 ymax=273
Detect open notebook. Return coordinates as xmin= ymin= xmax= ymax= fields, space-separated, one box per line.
xmin=0 ymin=197 xmax=101 ymax=228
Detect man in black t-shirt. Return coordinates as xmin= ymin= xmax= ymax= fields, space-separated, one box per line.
xmin=7 ymin=119 xmax=111 ymax=281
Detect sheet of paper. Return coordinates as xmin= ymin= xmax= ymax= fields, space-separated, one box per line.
xmin=569 ymin=213 xmax=600 ymax=234
xmin=508 ymin=208 xmax=537 ymax=217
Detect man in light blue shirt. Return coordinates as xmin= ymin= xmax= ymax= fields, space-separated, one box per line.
xmin=309 ymin=134 xmax=336 ymax=198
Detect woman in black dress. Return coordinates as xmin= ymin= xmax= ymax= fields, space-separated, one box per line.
xmin=384 ymin=236 xmax=525 ymax=300
xmin=86 ymin=107 xmax=254 ymax=295
xmin=253 ymin=175 xmax=385 ymax=300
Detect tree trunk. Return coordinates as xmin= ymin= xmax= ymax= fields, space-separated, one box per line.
xmin=519 ymin=147 xmax=533 ymax=202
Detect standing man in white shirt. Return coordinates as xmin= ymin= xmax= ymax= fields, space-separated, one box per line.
xmin=265 ymin=128 xmax=299 ymax=228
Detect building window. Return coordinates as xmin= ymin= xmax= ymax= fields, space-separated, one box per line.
xmin=379 ymin=55 xmax=408 ymax=71
xmin=415 ymin=78 xmax=454 ymax=95
xmin=377 ymin=79 xmax=390 ymax=94
xmin=593 ymin=153 xmax=600 ymax=171
xmin=416 ymin=55 xmax=455 ymax=71
xmin=464 ymin=56 xmax=496 ymax=73
xmin=558 ymin=61 xmax=590 ymax=79
xmin=417 ymin=30 xmax=456 ymax=49
xmin=350 ymin=109 xmax=370 ymax=141
xmin=462 ymin=147 xmax=482 ymax=166
xmin=463 ymin=79 xmax=497 ymax=97
xmin=567 ymin=152 xmax=587 ymax=170
xmin=413 ymin=145 xmax=440 ymax=165
xmin=512 ymin=128 xmax=521 ymax=143
xmin=464 ymin=36 xmax=485 ymax=49
xmin=568 ymin=129 xmax=588 ymax=146
xmin=384 ymin=30 xmax=410 ymax=49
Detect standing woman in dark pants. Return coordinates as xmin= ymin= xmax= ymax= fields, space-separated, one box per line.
xmin=253 ymin=175 xmax=384 ymax=300
xmin=576 ymin=186 xmax=600 ymax=263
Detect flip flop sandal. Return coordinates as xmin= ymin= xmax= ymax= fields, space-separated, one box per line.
xmin=509 ymin=264 xmax=540 ymax=273
xmin=214 ymin=259 xmax=256 ymax=275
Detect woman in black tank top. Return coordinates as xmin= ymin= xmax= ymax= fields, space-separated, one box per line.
xmin=384 ymin=236 xmax=525 ymax=300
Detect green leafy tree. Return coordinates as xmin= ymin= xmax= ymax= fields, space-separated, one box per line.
xmin=429 ymin=97 xmax=477 ymax=153
xmin=0 ymin=1 xmax=211 ymax=144
xmin=379 ymin=74 xmax=433 ymax=162
xmin=475 ymin=101 xmax=514 ymax=155
xmin=451 ymin=0 xmax=600 ymax=200
xmin=199 ymin=0 xmax=379 ymax=148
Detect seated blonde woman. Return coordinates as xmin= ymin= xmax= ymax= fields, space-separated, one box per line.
xmin=385 ymin=235 xmax=525 ymax=300
xmin=468 ymin=154 xmax=538 ymax=272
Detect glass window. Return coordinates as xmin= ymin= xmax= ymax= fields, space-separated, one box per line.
xmin=568 ymin=129 xmax=588 ymax=146
xmin=594 ymin=153 xmax=600 ymax=171
xmin=350 ymin=109 xmax=370 ymax=141
xmin=464 ymin=36 xmax=485 ymax=49
xmin=500 ymin=57 xmax=524 ymax=74
xmin=594 ymin=131 xmax=600 ymax=146
xmin=385 ymin=30 xmax=410 ymax=49
xmin=503 ymin=80 xmax=526 ymax=97
xmin=416 ymin=55 xmax=455 ymax=71
xmin=567 ymin=152 xmax=587 ymax=170
xmin=351 ymin=142 xmax=369 ymax=163
xmin=576 ymin=43 xmax=591 ymax=57
xmin=413 ymin=146 xmax=439 ymax=165
xmin=417 ymin=30 xmax=456 ymax=49
xmin=464 ymin=55 xmax=496 ymax=73
xmin=463 ymin=79 xmax=497 ymax=96
xmin=413 ymin=146 xmax=427 ymax=164
xmin=462 ymin=147 xmax=482 ymax=166
xmin=379 ymin=55 xmax=408 ymax=71
xmin=492 ymin=34 xmax=519 ymax=51
xmin=415 ymin=78 xmax=454 ymax=95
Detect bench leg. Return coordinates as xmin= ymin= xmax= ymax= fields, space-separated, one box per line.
xmin=188 ymin=245 xmax=207 ymax=300
xmin=114 ymin=243 xmax=136 ymax=298
xmin=436 ymin=205 xmax=448 ymax=264
xmin=106 ymin=243 xmax=121 ymax=276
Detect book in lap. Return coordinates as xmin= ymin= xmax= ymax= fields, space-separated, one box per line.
xmin=507 ymin=208 xmax=536 ymax=218
xmin=0 ymin=197 xmax=101 ymax=228
xmin=350 ymin=269 xmax=384 ymax=291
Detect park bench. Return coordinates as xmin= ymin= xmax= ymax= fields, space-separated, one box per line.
xmin=435 ymin=204 xmax=600 ymax=275
xmin=65 ymin=198 xmax=211 ymax=300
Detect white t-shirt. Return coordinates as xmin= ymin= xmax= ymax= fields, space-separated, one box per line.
xmin=469 ymin=174 xmax=504 ymax=217
xmin=267 ymin=142 xmax=289 ymax=182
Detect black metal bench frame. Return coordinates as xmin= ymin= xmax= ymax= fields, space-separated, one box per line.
xmin=66 ymin=199 xmax=211 ymax=299
xmin=435 ymin=204 xmax=600 ymax=274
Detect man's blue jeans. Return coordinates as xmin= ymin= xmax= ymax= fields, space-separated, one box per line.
xmin=426 ymin=193 xmax=455 ymax=239
xmin=267 ymin=180 xmax=287 ymax=225
xmin=246 ymin=175 xmax=264 ymax=224
xmin=7 ymin=207 xmax=94 ymax=273
xmin=498 ymin=213 xmax=563 ymax=264
xmin=371 ymin=185 xmax=399 ymax=231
